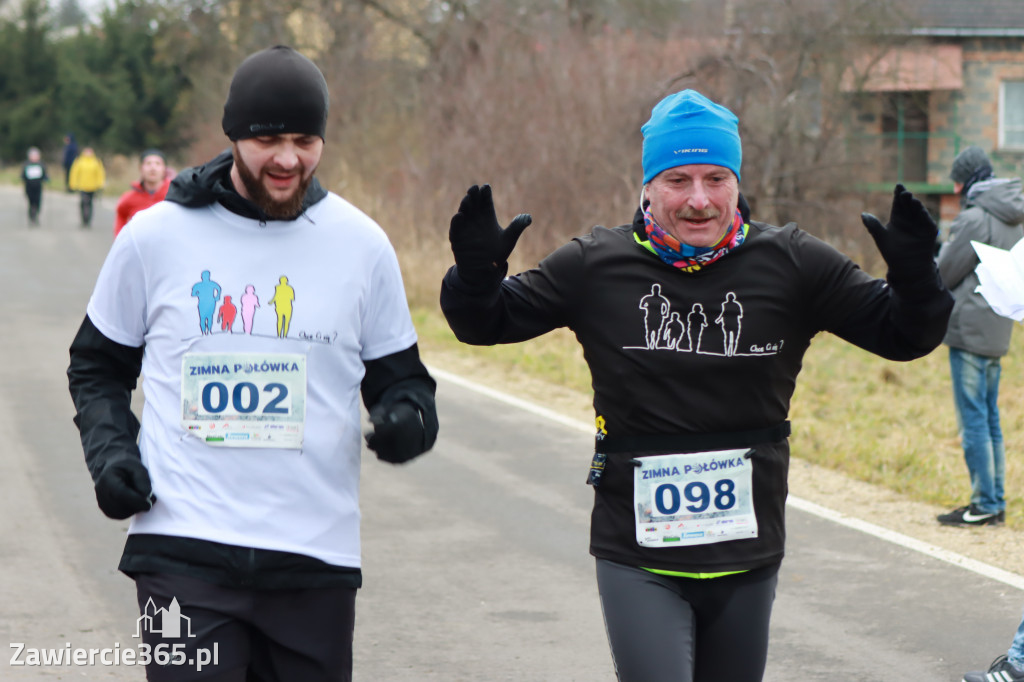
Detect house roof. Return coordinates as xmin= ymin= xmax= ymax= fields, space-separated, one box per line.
xmin=723 ymin=0 xmax=1024 ymax=37
xmin=904 ymin=0 xmax=1024 ymax=35
xmin=840 ymin=44 xmax=964 ymax=91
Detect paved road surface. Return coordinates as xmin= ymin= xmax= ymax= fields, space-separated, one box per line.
xmin=1 ymin=185 xmax=1022 ymax=680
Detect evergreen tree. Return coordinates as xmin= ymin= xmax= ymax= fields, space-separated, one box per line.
xmin=0 ymin=0 xmax=59 ymax=160
xmin=55 ymin=0 xmax=88 ymax=29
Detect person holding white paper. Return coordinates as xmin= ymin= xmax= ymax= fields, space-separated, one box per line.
xmin=936 ymin=145 xmax=1024 ymax=527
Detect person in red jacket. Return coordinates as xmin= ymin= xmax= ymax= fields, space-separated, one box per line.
xmin=114 ymin=149 xmax=171 ymax=237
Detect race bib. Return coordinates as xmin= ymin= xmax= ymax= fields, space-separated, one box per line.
xmin=25 ymin=165 xmax=43 ymax=180
xmin=181 ymin=353 xmax=306 ymax=448
xmin=633 ymin=449 xmax=758 ymax=548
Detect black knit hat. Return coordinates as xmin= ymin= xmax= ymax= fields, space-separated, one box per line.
xmin=950 ymin=145 xmax=992 ymax=184
xmin=222 ymin=46 xmax=329 ymax=141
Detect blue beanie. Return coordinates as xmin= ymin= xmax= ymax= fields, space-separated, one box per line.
xmin=641 ymin=90 xmax=742 ymax=184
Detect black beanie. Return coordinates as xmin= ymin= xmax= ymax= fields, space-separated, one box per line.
xmin=222 ymin=46 xmax=329 ymax=141
xmin=950 ymin=145 xmax=992 ymax=184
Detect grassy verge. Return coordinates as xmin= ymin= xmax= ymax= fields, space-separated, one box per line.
xmin=411 ymin=303 xmax=1024 ymax=528
xmin=0 ymin=167 xmax=22 ymax=185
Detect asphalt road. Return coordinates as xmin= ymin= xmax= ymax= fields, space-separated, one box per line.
xmin=1 ymin=184 xmax=1022 ymax=681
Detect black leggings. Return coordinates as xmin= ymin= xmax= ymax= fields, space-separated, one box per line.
xmin=26 ymin=188 xmax=41 ymax=221
xmin=596 ymin=558 xmax=779 ymax=682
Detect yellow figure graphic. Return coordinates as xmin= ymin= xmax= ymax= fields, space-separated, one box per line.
xmin=268 ymin=275 xmax=295 ymax=338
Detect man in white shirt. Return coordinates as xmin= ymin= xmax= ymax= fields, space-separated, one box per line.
xmin=68 ymin=45 xmax=437 ymax=682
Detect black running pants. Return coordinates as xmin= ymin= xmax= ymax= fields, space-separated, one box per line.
xmin=596 ymin=558 xmax=779 ymax=682
xmin=134 ymin=572 xmax=356 ymax=682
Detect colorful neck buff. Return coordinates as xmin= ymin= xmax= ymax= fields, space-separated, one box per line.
xmin=643 ymin=204 xmax=748 ymax=272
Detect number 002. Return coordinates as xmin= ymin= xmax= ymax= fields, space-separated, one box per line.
xmin=200 ymin=382 xmax=290 ymax=414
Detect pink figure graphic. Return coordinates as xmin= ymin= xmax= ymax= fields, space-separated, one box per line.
xmin=217 ymin=295 xmax=237 ymax=332
xmin=240 ymin=285 xmax=260 ymax=334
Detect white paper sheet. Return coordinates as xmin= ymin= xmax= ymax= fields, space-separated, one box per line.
xmin=971 ymin=240 xmax=1024 ymax=321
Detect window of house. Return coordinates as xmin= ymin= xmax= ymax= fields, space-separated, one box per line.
xmin=881 ymin=92 xmax=930 ymax=183
xmin=1000 ymin=81 xmax=1024 ymax=149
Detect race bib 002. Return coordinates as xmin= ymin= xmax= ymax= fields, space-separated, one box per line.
xmin=633 ymin=449 xmax=758 ymax=548
xmin=181 ymin=353 xmax=306 ymax=449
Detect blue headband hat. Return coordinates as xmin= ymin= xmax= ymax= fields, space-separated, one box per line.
xmin=641 ymin=90 xmax=742 ymax=184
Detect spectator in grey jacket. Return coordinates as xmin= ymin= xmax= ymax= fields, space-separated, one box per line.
xmin=936 ymin=145 xmax=1024 ymax=527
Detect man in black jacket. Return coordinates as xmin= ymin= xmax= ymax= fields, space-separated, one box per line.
xmin=68 ymin=46 xmax=437 ymax=682
xmin=440 ymin=89 xmax=952 ymax=682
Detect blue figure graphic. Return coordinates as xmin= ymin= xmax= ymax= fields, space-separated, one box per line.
xmin=191 ymin=270 xmax=222 ymax=335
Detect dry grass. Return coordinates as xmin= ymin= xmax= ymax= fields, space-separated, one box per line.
xmin=789 ymin=331 xmax=1024 ymax=528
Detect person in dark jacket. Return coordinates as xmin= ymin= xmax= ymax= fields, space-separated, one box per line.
xmin=20 ymin=146 xmax=48 ymax=226
xmin=67 ymin=46 xmax=438 ymax=682
xmin=62 ymin=133 xmax=78 ymax=192
xmin=439 ymin=89 xmax=953 ymax=682
xmin=935 ymin=146 xmax=1024 ymax=527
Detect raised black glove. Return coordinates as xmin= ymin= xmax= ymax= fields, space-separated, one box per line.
xmin=365 ymin=401 xmax=429 ymax=464
xmin=94 ymin=455 xmax=155 ymax=520
xmin=449 ymin=184 xmax=533 ymax=287
xmin=860 ymin=184 xmax=938 ymax=286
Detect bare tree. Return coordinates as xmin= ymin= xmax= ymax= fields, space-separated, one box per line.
xmin=660 ymin=0 xmax=913 ymax=265
xmin=167 ymin=0 xmax=917 ymax=274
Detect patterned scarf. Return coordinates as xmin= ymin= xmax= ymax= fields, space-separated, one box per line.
xmin=643 ymin=204 xmax=748 ymax=272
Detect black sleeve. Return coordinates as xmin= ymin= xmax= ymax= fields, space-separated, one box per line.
xmin=440 ymin=237 xmax=584 ymax=346
xmin=67 ymin=315 xmax=145 ymax=481
xmin=360 ymin=344 xmax=438 ymax=451
xmin=798 ymin=230 xmax=953 ymax=361
xmin=828 ymin=276 xmax=953 ymax=360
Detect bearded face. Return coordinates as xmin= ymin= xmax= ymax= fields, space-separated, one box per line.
xmin=230 ymin=135 xmax=323 ymax=219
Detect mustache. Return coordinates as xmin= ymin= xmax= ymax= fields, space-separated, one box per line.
xmin=675 ymin=207 xmax=721 ymax=220
xmin=262 ymin=166 xmax=303 ymax=177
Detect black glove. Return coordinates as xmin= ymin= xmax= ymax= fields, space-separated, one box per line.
xmin=860 ymin=184 xmax=939 ymax=286
xmin=365 ymin=401 xmax=429 ymax=464
xmin=94 ymin=455 xmax=155 ymax=520
xmin=449 ymin=184 xmax=533 ymax=287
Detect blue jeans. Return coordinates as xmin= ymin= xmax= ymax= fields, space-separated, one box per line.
xmin=1010 ymin=605 xmax=1024 ymax=670
xmin=949 ymin=348 xmax=1005 ymax=514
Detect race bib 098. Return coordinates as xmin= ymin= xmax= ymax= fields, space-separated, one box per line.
xmin=633 ymin=448 xmax=758 ymax=548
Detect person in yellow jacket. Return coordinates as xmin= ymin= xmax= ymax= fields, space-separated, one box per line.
xmin=68 ymin=147 xmax=106 ymax=227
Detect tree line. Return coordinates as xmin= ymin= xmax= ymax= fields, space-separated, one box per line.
xmin=0 ymin=0 xmax=190 ymax=162
xmin=1 ymin=0 xmax=911 ymax=268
